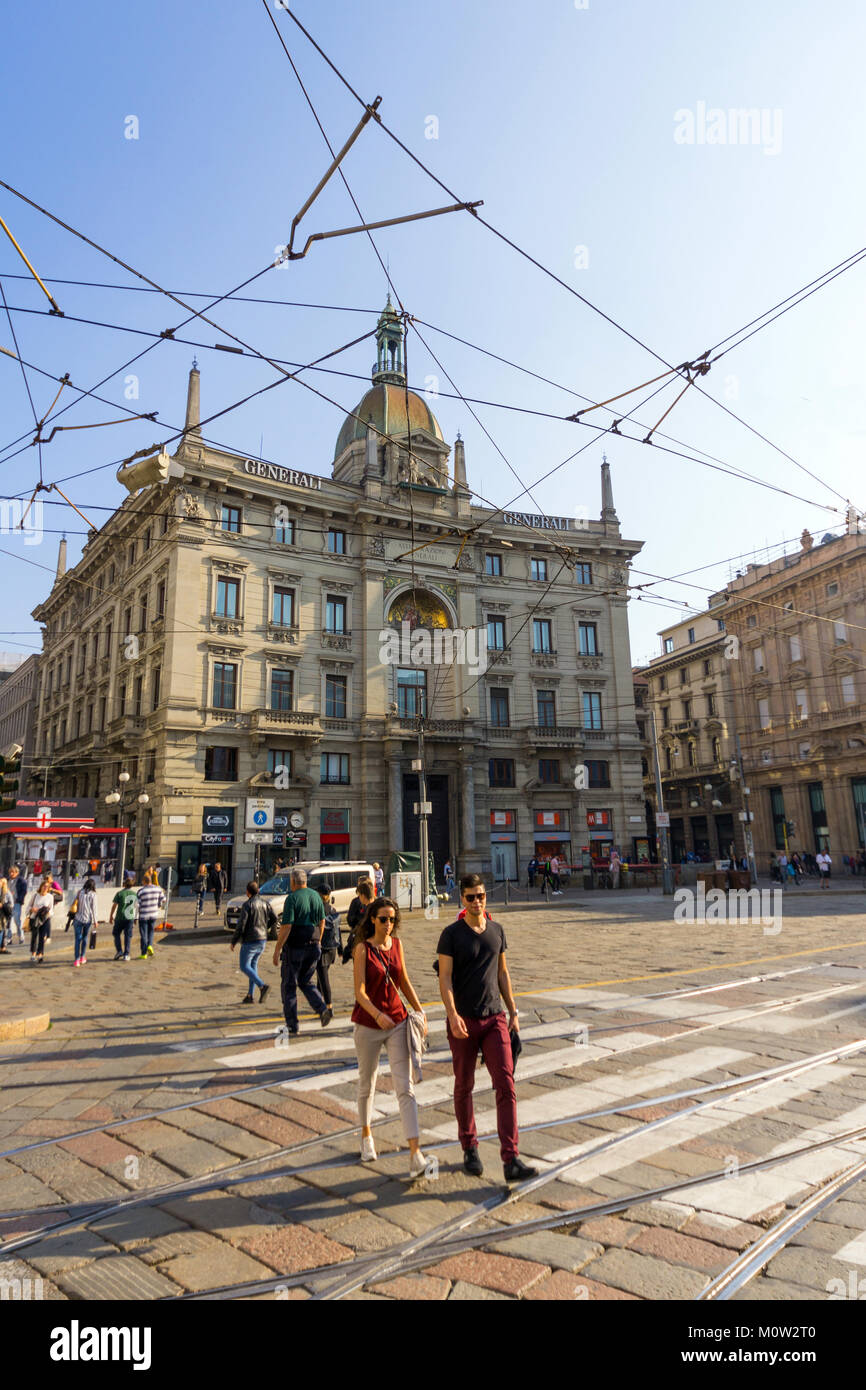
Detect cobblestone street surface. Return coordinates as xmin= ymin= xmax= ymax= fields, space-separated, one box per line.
xmin=2 ymin=885 xmax=866 ymax=1302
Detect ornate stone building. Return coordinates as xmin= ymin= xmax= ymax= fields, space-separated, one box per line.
xmin=30 ymin=303 xmax=646 ymax=888
xmin=719 ymin=527 xmax=866 ymax=864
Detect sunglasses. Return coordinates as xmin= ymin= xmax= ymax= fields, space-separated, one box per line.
xmin=376 ymin=914 xmax=396 ymax=923
xmin=463 ymin=892 xmax=486 ymax=901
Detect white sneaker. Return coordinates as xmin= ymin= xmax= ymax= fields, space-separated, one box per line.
xmin=360 ymin=1135 xmax=377 ymax=1162
xmin=408 ymin=1149 xmax=428 ymax=1178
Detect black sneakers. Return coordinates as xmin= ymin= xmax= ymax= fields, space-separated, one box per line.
xmin=503 ymin=1156 xmax=538 ymax=1183
xmin=320 ymin=1005 xmax=333 ymax=1028
xmin=463 ymin=1146 xmax=483 ymax=1177
xmin=259 ymin=984 xmax=270 ymax=1004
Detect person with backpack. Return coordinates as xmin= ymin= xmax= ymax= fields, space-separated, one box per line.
xmin=342 ymin=877 xmax=375 ymax=964
xmin=136 ymin=871 xmax=166 ymax=959
xmin=25 ymin=877 xmax=55 ymax=962
xmin=316 ymin=882 xmax=342 ymax=1010
xmin=109 ymin=873 xmax=139 ymax=960
xmin=231 ymin=880 xmax=276 ymax=1005
xmin=71 ymin=879 xmax=98 ymax=967
xmin=11 ymin=866 xmax=28 ymax=944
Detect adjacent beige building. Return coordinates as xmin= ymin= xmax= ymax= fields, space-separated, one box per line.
xmin=29 ymin=303 xmax=647 ymax=889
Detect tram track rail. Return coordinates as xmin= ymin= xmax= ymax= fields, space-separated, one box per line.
xmin=177 ymin=1121 xmax=866 ymax=1299
xmin=4 ymin=1024 xmax=866 ymax=1261
xmin=3 ymin=969 xmax=860 ymax=1164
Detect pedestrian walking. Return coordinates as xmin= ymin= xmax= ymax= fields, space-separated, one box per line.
xmin=209 ymin=861 xmax=228 ymax=915
xmin=11 ymin=865 xmax=28 ymax=943
xmin=816 ymin=850 xmax=832 ymax=887
xmin=373 ymin=862 xmax=384 ymax=895
xmin=351 ymin=895 xmax=429 ymax=1177
xmin=195 ymin=863 xmax=208 ymax=916
xmin=437 ymin=873 xmax=538 ymax=1183
xmin=71 ymin=878 xmax=98 ymax=966
xmin=527 ymin=856 xmax=538 ymax=889
xmin=273 ymin=867 xmax=332 ymax=1034
xmin=443 ymin=860 xmax=455 ymax=899
xmin=316 ymin=882 xmax=341 ymax=1009
xmin=231 ymin=880 xmax=275 ymax=1005
xmin=610 ymin=848 xmax=622 ymax=890
xmin=342 ymin=877 xmax=376 ymax=962
xmin=550 ymin=853 xmax=563 ymax=894
xmin=538 ymin=858 xmax=552 ymax=896
xmin=25 ymin=877 xmax=55 ymax=962
xmin=109 ymin=873 xmax=138 ymax=960
xmin=136 ymin=871 xmax=165 ymax=959
xmin=0 ymin=877 xmax=13 ymax=952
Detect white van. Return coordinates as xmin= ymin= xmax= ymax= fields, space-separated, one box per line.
xmin=223 ymin=860 xmax=375 ymax=937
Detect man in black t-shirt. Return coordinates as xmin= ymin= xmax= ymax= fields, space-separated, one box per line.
xmin=437 ymin=873 xmax=538 ymax=1184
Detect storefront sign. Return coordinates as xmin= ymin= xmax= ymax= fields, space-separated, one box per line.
xmin=0 ymin=797 xmax=96 ymax=832
xmin=241 ymin=460 xmax=322 ymax=489
xmin=586 ymin=810 xmax=611 ymax=828
xmin=202 ymin=806 xmax=235 ymax=843
xmin=245 ymin=797 xmax=274 ymax=831
xmin=321 ymin=807 xmax=349 ymax=846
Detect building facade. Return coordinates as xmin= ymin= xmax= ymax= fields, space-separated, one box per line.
xmin=720 ymin=527 xmax=866 ymax=865
xmin=636 ymin=602 xmax=749 ymax=863
xmin=0 ymin=653 xmax=39 ymax=799
xmin=30 ymin=304 xmax=646 ymax=888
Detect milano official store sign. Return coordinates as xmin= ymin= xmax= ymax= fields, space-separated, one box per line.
xmin=201 ymin=807 xmax=235 ymax=846
xmin=0 ymin=798 xmax=96 ymax=833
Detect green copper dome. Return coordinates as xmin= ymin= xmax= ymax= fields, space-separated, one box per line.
xmin=333 ymin=299 xmax=443 ymax=460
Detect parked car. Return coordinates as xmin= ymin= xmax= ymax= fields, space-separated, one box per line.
xmin=223 ymin=860 xmax=375 ymax=938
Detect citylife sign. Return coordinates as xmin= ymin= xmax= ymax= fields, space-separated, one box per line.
xmin=502 ymin=511 xmax=573 ymax=531
xmin=241 ymin=460 xmax=322 ymax=489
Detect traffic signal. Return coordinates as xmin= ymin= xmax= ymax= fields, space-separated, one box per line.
xmin=0 ymin=748 xmax=21 ymax=811
xmin=786 ymin=819 xmax=796 ymax=836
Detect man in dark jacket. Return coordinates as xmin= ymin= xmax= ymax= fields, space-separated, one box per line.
xmin=209 ymin=861 xmax=228 ymax=914
xmin=230 ymin=881 xmax=276 ymax=1004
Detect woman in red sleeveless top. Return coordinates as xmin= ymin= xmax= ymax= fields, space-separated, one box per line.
xmin=352 ymin=896 xmax=428 ymax=1177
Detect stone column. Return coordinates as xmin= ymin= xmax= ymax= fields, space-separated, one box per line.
xmin=460 ymin=758 xmax=482 ymax=872
xmin=387 ymin=759 xmax=402 ymax=852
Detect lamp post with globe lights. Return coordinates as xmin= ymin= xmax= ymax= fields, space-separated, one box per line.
xmin=105 ymin=771 xmax=150 ymax=880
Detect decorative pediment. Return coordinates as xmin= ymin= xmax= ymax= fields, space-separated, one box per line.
xmin=829 ymin=650 xmax=858 ymax=673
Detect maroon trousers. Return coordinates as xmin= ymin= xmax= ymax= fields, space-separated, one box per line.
xmin=447 ymin=1012 xmax=519 ymax=1162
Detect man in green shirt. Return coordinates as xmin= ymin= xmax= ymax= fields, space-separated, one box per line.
xmin=109 ymin=873 xmax=138 ymax=960
xmin=273 ymin=867 xmax=332 ymax=1033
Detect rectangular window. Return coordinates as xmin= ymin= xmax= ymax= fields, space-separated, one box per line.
xmin=687 ymin=627 xmax=695 ymax=644
xmin=397 ymin=668 xmax=426 ymax=718
xmin=325 ymin=596 xmax=347 ymax=633
xmin=205 ymin=746 xmax=238 ymax=781
xmin=661 ymin=705 xmax=670 ymax=728
xmin=703 ymin=659 xmax=712 ymax=677
xmin=487 ymin=616 xmax=506 ymax=651
xmin=717 ymin=618 xmax=725 ymax=631
xmin=706 ymin=692 xmax=716 ymax=716
xmin=680 ymin=667 xmax=688 ymax=685
xmin=488 ymin=758 xmax=515 ymax=787
xmin=152 ymin=667 xmax=161 ymax=710
xmin=104 ymin=622 xmax=112 ymax=657
xmin=842 ymin=674 xmax=857 ymax=705
xmin=530 ymin=557 xmax=548 ymax=582
xmin=489 ymin=688 xmax=510 ymax=727
xmin=536 ymin=690 xmax=556 ymax=727
xmin=98 ymin=696 xmax=106 ymax=730
xmin=538 ymin=759 xmax=561 ymax=783
xmin=320 ymin=752 xmax=350 ymax=784
xmin=133 ymin=676 xmax=143 ymax=717
xmin=271 ymin=669 xmax=294 ymax=712
xmin=758 ymin=697 xmax=770 ymax=729
xmin=275 ymin=518 xmax=296 ymax=545
xmin=216 ymin=577 xmax=240 ymax=619
xmin=834 ymin=619 xmax=848 ymax=645
xmin=327 ymin=528 xmax=346 ymax=555
xmin=827 ymin=582 xmax=839 ymax=597
xmin=143 ymin=528 xmax=151 ymax=553
xmin=267 ymin=749 xmax=292 ymax=778
xmin=123 ymin=607 xmax=132 ymax=637
xmin=485 ymin=553 xmax=503 ymax=577
xmin=682 ymin=699 xmax=691 ymax=721
xmin=145 ymin=750 xmax=156 ymax=782
xmin=533 ymin=618 xmax=553 ymax=653
xmin=664 ymin=637 xmax=674 ymax=653
xmin=221 ymin=504 xmax=241 ymax=533
xmin=578 ymin=622 xmax=597 ymax=656
xmin=583 ymin=691 xmax=602 ymax=730
xmin=575 ymin=562 xmax=592 ymax=585
xmin=156 ymin=582 xmax=165 ymax=619
xmin=325 ymin=674 xmax=347 ymax=718
xmin=586 ymin=759 xmax=610 ymax=787
xmin=272 ymin=586 xmax=295 ymax=626
xmin=794 ymin=687 xmax=808 ymax=720
xmin=118 ymin=683 xmax=127 ymax=717
xmin=753 ymin=645 xmax=765 ymax=672
xmin=789 ymin=634 xmax=802 ymax=661
xmin=213 ymin=662 xmax=238 ymax=710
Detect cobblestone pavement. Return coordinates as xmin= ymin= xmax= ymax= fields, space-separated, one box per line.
xmin=2 ymin=888 xmax=866 ymax=1302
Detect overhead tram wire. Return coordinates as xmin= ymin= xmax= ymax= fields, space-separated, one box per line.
xmin=270 ymin=4 xmax=855 ymax=513
xmin=0 ymin=270 xmax=379 ymax=313
xmin=0 ymin=278 xmax=44 ymax=484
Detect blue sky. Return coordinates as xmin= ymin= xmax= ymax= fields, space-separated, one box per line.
xmin=1 ymin=0 xmax=863 ymax=666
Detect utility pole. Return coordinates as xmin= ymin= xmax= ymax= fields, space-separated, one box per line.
xmin=412 ymin=722 xmax=431 ymax=909
xmin=733 ymin=734 xmax=758 ymax=882
xmin=648 ymin=707 xmax=674 ymax=894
